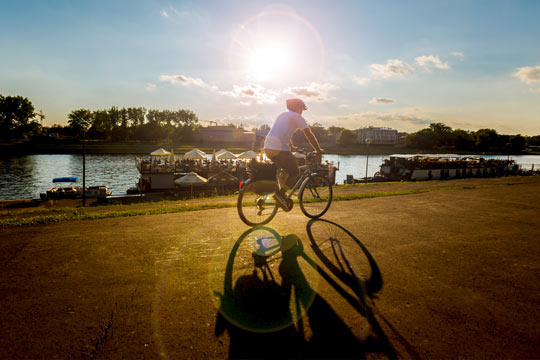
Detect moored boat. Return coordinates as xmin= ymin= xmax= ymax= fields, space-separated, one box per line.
xmin=374 ymin=154 xmax=518 ymax=181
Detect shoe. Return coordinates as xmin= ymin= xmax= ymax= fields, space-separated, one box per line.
xmin=273 ymin=192 xmax=291 ymax=211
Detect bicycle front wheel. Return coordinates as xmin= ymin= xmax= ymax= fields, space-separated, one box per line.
xmin=237 ymin=180 xmax=279 ymax=227
xmin=298 ymin=175 xmax=333 ymax=218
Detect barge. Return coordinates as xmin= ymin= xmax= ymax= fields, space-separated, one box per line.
xmin=374 ymin=154 xmax=519 ymax=181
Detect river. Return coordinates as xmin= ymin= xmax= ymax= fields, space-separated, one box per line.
xmin=1 ymin=153 xmax=539 ymax=200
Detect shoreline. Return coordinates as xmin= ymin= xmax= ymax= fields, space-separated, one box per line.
xmin=1 ymin=139 xmax=538 ymax=156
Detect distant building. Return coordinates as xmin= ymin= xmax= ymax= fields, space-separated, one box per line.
xmin=356 ymin=126 xmax=399 ymax=145
xmin=198 ymin=125 xmax=256 ymax=147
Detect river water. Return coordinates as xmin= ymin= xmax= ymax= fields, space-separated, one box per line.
xmin=1 ymin=153 xmax=539 ymax=200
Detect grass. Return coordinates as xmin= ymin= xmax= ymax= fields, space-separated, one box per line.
xmin=1 ymin=180 xmax=522 ymax=228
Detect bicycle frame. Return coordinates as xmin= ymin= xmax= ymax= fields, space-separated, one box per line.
xmin=282 ymin=164 xmax=317 ymax=201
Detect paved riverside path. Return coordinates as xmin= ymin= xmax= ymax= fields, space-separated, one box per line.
xmin=1 ymin=177 xmax=540 ymax=359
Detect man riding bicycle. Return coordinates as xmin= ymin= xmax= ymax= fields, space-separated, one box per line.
xmin=264 ymin=98 xmax=324 ymax=210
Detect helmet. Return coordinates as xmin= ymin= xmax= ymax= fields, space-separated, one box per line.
xmin=286 ymin=98 xmax=307 ymax=111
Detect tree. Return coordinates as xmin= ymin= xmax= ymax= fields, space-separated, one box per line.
xmin=0 ymin=95 xmax=37 ymax=138
xmin=336 ymin=129 xmax=357 ymax=147
xmin=509 ymin=134 xmax=526 ymax=153
xmin=310 ymin=122 xmax=329 ymax=143
xmin=429 ymin=122 xmax=452 ymax=149
xmin=406 ymin=128 xmax=436 ymax=150
xmin=474 ymin=128 xmax=499 ymax=151
xmin=67 ymin=109 xmax=93 ymax=138
xmin=451 ymin=129 xmax=475 ymax=150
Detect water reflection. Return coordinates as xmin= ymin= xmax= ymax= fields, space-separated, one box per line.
xmin=0 ymin=154 xmax=142 ymax=200
xmin=0 ymin=153 xmax=539 ymax=200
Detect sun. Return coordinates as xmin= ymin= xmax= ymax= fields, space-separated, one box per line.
xmin=246 ymin=43 xmax=289 ymax=82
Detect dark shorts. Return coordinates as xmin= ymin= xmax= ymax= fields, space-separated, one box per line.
xmin=264 ymin=149 xmax=299 ymax=188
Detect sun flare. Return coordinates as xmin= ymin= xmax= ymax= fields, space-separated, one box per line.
xmin=246 ymin=44 xmax=289 ymax=81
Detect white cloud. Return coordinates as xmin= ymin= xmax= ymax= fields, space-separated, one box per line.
xmin=336 ymin=111 xmax=433 ymax=129
xmin=450 ymin=51 xmax=464 ymax=57
xmin=146 ymin=83 xmax=156 ymax=92
xmin=353 ymin=76 xmax=371 ymax=85
xmin=529 ymin=88 xmax=540 ymax=94
xmin=159 ymin=74 xmax=217 ymax=90
xmin=160 ymin=10 xmax=169 ymax=18
xmin=339 ymin=104 xmax=350 ymax=108
xmin=369 ymin=98 xmax=395 ymax=104
xmin=369 ymin=59 xmax=414 ymax=78
xmin=221 ymin=84 xmax=279 ymax=104
xmin=284 ymin=82 xmax=337 ymax=102
xmin=514 ymin=66 xmax=540 ymax=84
xmin=415 ymin=55 xmax=450 ymax=72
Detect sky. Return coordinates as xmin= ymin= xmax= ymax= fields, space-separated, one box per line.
xmin=1 ymin=0 xmax=539 ymax=135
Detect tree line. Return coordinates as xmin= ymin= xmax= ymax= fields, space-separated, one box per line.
xmin=2 ymin=94 xmax=539 ymax=152
xmin=65 ymin=107 xmax=199 ymax=142
xmin=0 ymin=94 xmax=200 ymax=142
xmin=405 ymin=123 xmax=539 ymax=153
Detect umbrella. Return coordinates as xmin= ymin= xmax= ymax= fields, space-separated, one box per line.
xmin=175 ymin=171 xmax=208 ymax=197
xmin=237 ymin=150 xmax=258 ymax=159
xmin=216 ymin=148 xmax=228 ymax=156
xmin=150 ymin=148 xmax=171 ymax=156
xmin=217 ymin=150 xmax=237 ymax=160
xmin=183 ymin=149 xmax=206 ymax=160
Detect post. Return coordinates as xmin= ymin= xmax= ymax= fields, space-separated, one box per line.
xmin=506 ymin=142 xmax=511 ymax=175
xmin=79 ymin=121 xmax=90 ymax=207
xmin=82 ymin=130 xmax=86 ymax=206
xmin=365 ymin=138 xmax=372 ymax=184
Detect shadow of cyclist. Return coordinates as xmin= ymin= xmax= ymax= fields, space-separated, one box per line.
xmin=279 ymin=233 xmax=366 ymax=359
xmin=306 ymin=219 xmax=420 ymax=359
xmin=214 ymin=226 xmax=301 ymax=358
xmin=214 ymin=226 xmax=369 ymax=359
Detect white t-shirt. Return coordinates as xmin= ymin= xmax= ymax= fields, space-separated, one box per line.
xmin=264 ymin=111 xmax=309 ymax=151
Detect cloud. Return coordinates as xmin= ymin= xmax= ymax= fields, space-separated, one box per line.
xmin=529 ymin=88 xmax=540 ymax=94
xmin=353 ymin=76 xmax=371 ymax=85
xmin=284 ymin=82 xmax=337 ymax=101
xmin=369 ymin=59 xmax=414 ymax=78
xmin=146 ymin=83 xmax=156 ymax=92
xmin=450 ymin=51 xmax=464 ymax=57
xmin=370 ymin=98 xmax=395 ymax=104
xmin=415 ymin=55 xmax=450 ymax=72
xmin=159 ymin=74 xmax=217 ymax=90
xmin=221 ymin=84 xmax=279 ymax=104
xmin=514 ymin=66 xmax=540 ymax=84
xmin=160 ymin=10 xmax=169 ymax=18
xmin=337 ymin=111 xmax=433 ymax=128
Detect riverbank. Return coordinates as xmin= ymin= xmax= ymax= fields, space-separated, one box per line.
xmin=1 ymin=176 xmax=540 ymax=358
xmin=2 ymin=176 xmax=539 ymax=227
xmin=2 ymin=138 xmax=536 ymax=156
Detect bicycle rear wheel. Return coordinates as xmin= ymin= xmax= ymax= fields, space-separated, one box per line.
xmin=298 ymin=175 xmax=332 ymax=218
xmin=237 ymin=180 xmax=279 ymax=226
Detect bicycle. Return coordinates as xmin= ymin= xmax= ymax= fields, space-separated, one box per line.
xmin=237 ymin=151 xmax=333 ymax=226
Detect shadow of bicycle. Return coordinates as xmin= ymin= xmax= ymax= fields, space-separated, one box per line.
xmin=214 ymin=222 xmax=404 ymax=359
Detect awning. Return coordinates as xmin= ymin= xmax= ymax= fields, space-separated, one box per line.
xmin=150 ymin=148 xmax=171 ymax=156
xmin=183 ymin=149 xmax=206 ymax=159
xmin=53 ymin=177 xmax=79 ymax=183
xmin=217 ymin=150 xmax=237 ymax=160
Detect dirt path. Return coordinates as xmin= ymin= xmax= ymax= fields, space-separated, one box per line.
xmin=1 ymin=177 xmax=539 ymax=359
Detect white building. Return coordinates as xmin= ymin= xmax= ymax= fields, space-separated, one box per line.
xmin=356 ymin=126 xmax=399 ymax=144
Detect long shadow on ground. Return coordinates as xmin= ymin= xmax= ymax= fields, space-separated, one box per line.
xmin=214 ymin=222 xmax=410 ymax=359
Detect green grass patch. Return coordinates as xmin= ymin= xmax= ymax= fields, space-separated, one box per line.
xmin=2 ymin=180 xmax=536 ymax=228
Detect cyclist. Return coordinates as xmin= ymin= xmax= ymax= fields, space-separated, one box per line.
xmin=264 ymin=98 xmax=324 ymax=210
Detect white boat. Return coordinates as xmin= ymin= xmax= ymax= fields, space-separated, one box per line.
xmin=40 ymin=177 xmax=111 ymax=199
